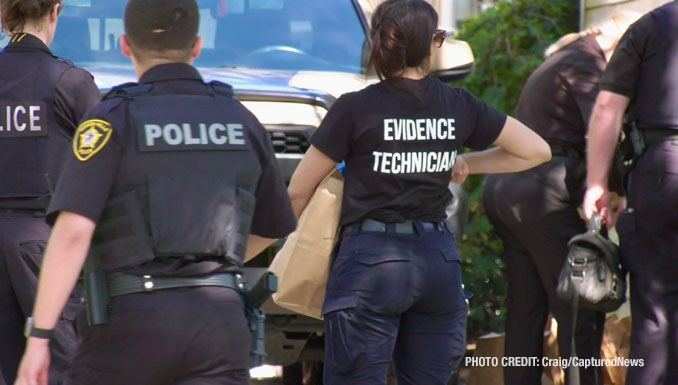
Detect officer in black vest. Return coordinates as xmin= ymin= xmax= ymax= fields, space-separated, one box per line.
xmin=14 ymin=1 xmax=296 ymax=384
xmin=583 ymin=2 xmax=678 ymax=384
xmin=0 ymin=1 xmax=100 ymax=384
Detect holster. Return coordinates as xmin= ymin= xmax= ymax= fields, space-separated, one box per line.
xmin=243 ymin=272 xmax=278 ymax=365
xmin=82 ymin=255 xmax=110 ymax=326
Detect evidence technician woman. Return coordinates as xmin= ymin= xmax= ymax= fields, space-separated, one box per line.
xmin=287 ymin=1 xmax=551 ymax=384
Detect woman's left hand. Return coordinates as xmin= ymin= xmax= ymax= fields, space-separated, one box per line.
xmin=14 ymin=338 xmax=51 ymax=385
xmin=451 ymin=155 xmax=469 ymax=184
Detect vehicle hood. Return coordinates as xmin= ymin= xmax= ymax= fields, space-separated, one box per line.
xmin=88 ymin=65 xmax=375 ymax=100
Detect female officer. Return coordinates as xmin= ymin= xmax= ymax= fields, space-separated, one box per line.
xmin=287 ymin=1 xmax=551 ymax=384
xmin=0 ymin=0 xmax=100 ymax=384
xmin=482 ymin=13 xmax=637 ymax=385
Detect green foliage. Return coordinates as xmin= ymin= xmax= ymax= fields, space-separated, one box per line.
xmin=454 ymin=0 xmax=578 ymax=339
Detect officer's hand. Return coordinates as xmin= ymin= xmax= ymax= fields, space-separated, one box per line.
xmin=583 ymin=185 xmax=612 ymax=224
xmin=451 ymin=155 xmax=469 ymax=184
xmin=14 ymin=338 xmax=50 ymax=385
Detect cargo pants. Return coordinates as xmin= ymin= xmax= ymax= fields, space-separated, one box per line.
xmin=322 ymin=222 xmax=468 ymax=385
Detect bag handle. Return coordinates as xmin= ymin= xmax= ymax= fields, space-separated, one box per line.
xmin=588 ymin=213 xmax=602 ymax=234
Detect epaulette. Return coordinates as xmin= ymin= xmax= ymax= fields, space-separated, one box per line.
xmin=207 ymin=80 xmax=234 ymax=99
xmin=54 ymin=56 xmax=75 ymax=67
xmin=103 ymin=83 xmax=153 ymax=101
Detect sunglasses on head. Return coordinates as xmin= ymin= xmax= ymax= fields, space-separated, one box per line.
xmin=433 ymin=29 xmax=447 ymax=48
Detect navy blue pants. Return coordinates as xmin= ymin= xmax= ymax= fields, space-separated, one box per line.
xmin=617 ymin=141 xmax=678 ymax=385
xmin=65 ymin=287 xmax=250 ymax=385
xmin=322 ymin=225 xmax=467 ymax=385
xmin=0 ymin=211 xmax=80 ymax=385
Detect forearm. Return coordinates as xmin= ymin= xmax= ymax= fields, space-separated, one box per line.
xmin=586 ymin=104 xmax=624 ymax=188
xmin=463 ymin=147 xmax=548 ymax=175
xmin=32 ymin=213 xmax=94 ymax=330
xmin=244 ymin=234 xmax=277 ymax=263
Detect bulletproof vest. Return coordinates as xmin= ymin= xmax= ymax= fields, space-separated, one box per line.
xmin=629 ymin=1 xmax=678 ymax=130
xmin=0 ymin=48 xmax=74 ymax=199
xmin=89 ymin=82 xmax=261 ymax=269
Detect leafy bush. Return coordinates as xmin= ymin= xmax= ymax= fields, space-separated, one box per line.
xmin=454 ymin=0 xmax=578 ymax=339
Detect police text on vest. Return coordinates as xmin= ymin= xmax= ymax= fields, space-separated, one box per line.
xmin=144 ymin=123 xmax=245 ymax=147
xmin=0 ymin=102 xmax=47 ymax=138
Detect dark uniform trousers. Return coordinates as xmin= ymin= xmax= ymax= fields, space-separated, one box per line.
xmin=617 ymin=141 xmax=678 ymax=385
xmin=322 ymin=225 xmax=468 ymax=385
xmin=0 ymin=211 xmax=80 ymax=385
xmin=64 ymin=286 xmax=250 ymax=385
xmin=483 ymin=157 xmax=605 ymax=385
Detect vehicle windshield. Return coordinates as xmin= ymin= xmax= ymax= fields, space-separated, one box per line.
xmin=8 ymin=0 xmax=368 ymax=73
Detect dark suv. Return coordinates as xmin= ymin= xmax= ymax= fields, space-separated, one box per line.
xmin=49 ymin=0 xmax=474 ymax=376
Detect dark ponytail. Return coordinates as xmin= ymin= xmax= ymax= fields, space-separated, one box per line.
xmin=368 ymin=0 xmax=439 ymax=80
xmin=1 ymin=0 xmax=61 ymax=34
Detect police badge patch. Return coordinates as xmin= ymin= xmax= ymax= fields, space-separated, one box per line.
xmin=74 ymin=119 xmax=112 ymax=162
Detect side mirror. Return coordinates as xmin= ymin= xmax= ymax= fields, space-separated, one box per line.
xmin=430 ymin=39 xmax=475 ymax=83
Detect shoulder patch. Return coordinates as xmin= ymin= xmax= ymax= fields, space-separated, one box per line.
xmin=73 ymin=119 xmax=113 ymax=162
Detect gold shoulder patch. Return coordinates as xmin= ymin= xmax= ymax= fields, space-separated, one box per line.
xmin=73 ymin=119 xmax=113 ymax=162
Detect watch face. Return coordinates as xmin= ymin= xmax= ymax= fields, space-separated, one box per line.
xmin=24 ymin=317 xmax=34 ymax=338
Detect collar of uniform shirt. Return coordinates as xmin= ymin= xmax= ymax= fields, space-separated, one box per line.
xmin=139 ymin=62 xmax=204 ymax=84
xmin=3 ymin=33 xmax=52 ymax=56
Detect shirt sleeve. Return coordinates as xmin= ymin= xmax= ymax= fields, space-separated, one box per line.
xmin=246 ymin=114 xmax=297 ymax=239
xmin=562 ymin=59 xmax=604 ymax=128
xmin=461 ymin=89 xmax=508 ymax=150
xmin=309 ymin=94 xmax=355 ymax=162
xmin=599 ymin=14 xmax=656 ymax=97
xmin=54 ymin=67 xmax=101 ymax=133
xmin=46 ymin=113 xmax=122 ymax=225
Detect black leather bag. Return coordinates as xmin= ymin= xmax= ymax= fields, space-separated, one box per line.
xmin=556 ymin=214 xmax=627 ymax=313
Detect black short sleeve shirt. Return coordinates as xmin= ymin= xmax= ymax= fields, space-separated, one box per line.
xmin=48 ymin=63 xmax=296 ymax=276
xmin=311 ymin=77 xmax=507 ymax=225
xmin=599 ymin=12 xmax=657 ymax=98
xmin=515 ymin=36 xmax=606 ymax=150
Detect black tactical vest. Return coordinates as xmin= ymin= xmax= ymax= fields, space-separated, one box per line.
xmin=629 ymin=1 xmax=678 ymax=130
xmin=0 ymin=45 xmax=74 ymax=199
xmin=90 ymin=83 xmax=261 ymax=269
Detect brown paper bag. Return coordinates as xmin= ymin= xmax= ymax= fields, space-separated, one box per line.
xmin=268 ymin=169 xmax=343 ymax=320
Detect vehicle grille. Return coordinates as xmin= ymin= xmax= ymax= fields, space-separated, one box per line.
xmin=268 ymin=131 xmax=310 ymax=154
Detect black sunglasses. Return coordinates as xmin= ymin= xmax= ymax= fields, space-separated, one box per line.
xmin=433 ymin=29 xmax=447 ymax=48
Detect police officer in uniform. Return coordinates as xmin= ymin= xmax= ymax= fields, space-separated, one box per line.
xmin=0 ymin=0 xmax=100 ymax=384
xmin=14 ymin=1 xmax=296 ymax=384
xmin=481 ymin=14 xmax=637 ymax=385
xmin=584 ymin=2 xmax=678 ymax=384
xmin=286 ymin=1 xmax=551 ymax=384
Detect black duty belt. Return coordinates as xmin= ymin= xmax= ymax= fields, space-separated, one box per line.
xmin=549 ymin=143 xmax=584 ymax=160
xmin=107 ymin=272 xmax=240 ymax=298
xmin=342 ymin=219 xmax=451 ymax=235
xmin=0 ymin=207 xmax=46 ymax=218
xmin=643 ymin=128 xmax=678 ymax=146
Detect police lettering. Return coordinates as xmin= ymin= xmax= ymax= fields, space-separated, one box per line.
xmin=144 ymin=123 xmax=246 ymax=147
xmin=0 ymin=102 xmax=47 ymax=138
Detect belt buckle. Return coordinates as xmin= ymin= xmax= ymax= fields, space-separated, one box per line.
xmin=142 ymin=275 xmax=155 ymax=292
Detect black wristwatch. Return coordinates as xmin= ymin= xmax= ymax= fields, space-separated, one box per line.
xmin=24 ymin=317 xmax=54 ymax=340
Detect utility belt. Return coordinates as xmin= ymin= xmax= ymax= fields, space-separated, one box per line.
xmin=83 ymin=262 xmax=277 ymax=365
xmin=0 ymin=207 xmax=46 ymax=218
xmin=619 ymin=123 xmax=678 ymax=172
xmin=342 ymin=218 xmax=452 ymax=236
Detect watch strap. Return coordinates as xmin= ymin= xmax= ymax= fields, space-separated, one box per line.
xmin=24 ymin=317 xmax=54 ymax=340
xmin=29 ymin=326 xmax=54 ymax=340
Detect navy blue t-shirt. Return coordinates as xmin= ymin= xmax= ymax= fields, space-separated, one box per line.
xmin=311 ymin=77 xmax=507 ymax=225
